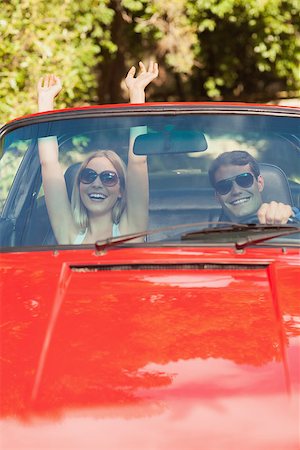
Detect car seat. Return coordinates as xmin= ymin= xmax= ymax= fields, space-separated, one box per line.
xmin=64 ymin=162 xmax=81 ymax=200
xmin=259 ymin=163 xmax=294 ymax=204
xmin=65 ymin=163 xmax=293 ymax=228
xmin=64 ymin=162 xmax=294 ymax=202
xmin=42 ymin=161 xmax=294 ymax=244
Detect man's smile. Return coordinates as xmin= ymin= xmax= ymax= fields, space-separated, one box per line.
xmin=229 ymin=196 xmax=251 ymax=206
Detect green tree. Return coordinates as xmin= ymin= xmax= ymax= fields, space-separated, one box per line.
xmin=186 ymin=0 xmax=300 ymax=101
xmin=0 ymin=0 xmax=115 ymax=122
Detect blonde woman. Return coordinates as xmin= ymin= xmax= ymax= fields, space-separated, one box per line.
xmin=38 ymin=62 xmax=159 ymax=244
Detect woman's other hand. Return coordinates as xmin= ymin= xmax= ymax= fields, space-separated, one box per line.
xmin=38 ymin=75 xmax=62 ymax=112
xmin=125 ymin=61 xmax=159 ymax=103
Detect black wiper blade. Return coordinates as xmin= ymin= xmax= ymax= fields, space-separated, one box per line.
xmin=95 ymin=229 xmax=150 ymax=252
xmin=94 ymin=222 xmax=299 ymax=252
xmin=182 ymin=224 xmax=300 ymax=250
xmin=94 ymin=221 xmax=225 ymax=252
xmin=235 ymin=226 xmax=300 ymax=250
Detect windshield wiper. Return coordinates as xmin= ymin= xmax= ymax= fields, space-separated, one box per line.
xmin=94 ymin=222 xmax=299 ymax=252
xmin=94 ymin=221 xmax=225 ymax=252
xmin=181 ymin=224 xmax=300 ymax=250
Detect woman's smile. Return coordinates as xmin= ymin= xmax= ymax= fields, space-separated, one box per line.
xmin=87 ymin=191 xmax=108 ymax=201
xmin=79 ymin=157 xmax=121 ymax=212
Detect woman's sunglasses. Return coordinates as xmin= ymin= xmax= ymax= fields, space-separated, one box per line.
xmin=79 ymin=168 xmax=119 ymax=186
xmin=215 ymin=172 xmax=255 ymax=195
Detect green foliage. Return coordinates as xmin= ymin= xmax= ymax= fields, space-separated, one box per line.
xmin=186 ymin=0 xmax=300 ymax=100
xmin=0 ymin=0 xmax=115 ymax=122
xmin=0 ymin=0 xmax=299 ymax=124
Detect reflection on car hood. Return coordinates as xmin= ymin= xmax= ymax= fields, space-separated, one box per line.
xmin=1 ymin=246 xmax=299 ymax=449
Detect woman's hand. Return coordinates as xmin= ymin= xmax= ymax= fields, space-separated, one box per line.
xmin=125 ymin=61 xmax=159 ymax=104
xmin=37 ymin=75 xmax=62 ymax=112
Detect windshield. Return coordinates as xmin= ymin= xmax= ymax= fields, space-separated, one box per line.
xmin=0 ymin=109 xmax=299 ymax=249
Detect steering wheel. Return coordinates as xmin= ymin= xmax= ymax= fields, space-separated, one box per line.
xmin=287 ymin=215 xmax=300 ymax=225
xmin=240 ymin=214 xmax=259 ymax=225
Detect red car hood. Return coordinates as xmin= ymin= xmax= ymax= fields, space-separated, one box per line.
xmin=1 ymin=246 xmax=299 ymax=449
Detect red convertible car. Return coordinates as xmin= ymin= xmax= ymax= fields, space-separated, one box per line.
xmin=0 ymin=103 xmax=299 ymax=449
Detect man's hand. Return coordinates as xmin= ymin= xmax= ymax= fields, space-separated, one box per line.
xmin=125 ymin=61 xmax=159 ymax=103
xmin=257 ymin=201 xmax=294 ymax=224
xmin=38 ymin=75 xmax=62 ymax=112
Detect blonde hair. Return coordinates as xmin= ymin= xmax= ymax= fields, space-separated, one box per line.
xmin=71 ymin=150 xmax=127 ymax=229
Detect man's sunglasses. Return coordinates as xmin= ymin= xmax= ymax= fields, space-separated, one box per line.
xmin=215 ymin=172 xmax=255 ymax=195
xmin=79 ymin=168 xmax=119 ymax=186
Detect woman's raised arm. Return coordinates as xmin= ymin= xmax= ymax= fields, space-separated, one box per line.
xmin=123 ymin=61 xmax=159 ymax=233
xmin=37 ymin=75 xmax=78 ymax=244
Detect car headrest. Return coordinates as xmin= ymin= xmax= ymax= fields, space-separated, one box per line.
xmin=64 ymin=162 xmax=294 ymax=207
xmin=64 ymin=162 xmax=81 ymax=200
xmin=259 ymin=163 xmax=293 ymax=205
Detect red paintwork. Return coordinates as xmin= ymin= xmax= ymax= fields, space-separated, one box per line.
xmin=1 ymin=246 xmax=299 ymax=449
xmin=7 ymin=101 xmax=299 ymax=124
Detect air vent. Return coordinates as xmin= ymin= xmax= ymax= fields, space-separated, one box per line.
xmin=70 ymin=263 xmax=268 ymax=272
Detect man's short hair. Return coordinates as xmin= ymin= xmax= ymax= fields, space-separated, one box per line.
xmin=208 ymin=150 xmax=260 ymax=187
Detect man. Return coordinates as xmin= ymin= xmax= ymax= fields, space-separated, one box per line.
xmin=208 ymin=150 xmax=299 ymax=224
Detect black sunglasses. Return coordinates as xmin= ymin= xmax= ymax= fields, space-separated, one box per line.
xmin=79 ymin=168 xmax=119 ymax=186
xmin=215 ymin=172 xmax=255 ymax=195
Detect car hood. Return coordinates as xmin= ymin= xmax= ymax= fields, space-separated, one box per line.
xmin=1 ymin=246 xmax=299 ymax=450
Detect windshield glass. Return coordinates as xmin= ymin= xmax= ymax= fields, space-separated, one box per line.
xmin=0 ymin=110 xmax=299 ymax=248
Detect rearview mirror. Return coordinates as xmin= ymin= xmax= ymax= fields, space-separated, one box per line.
xmin=133 ymin=130 xmax=208 ymax=155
